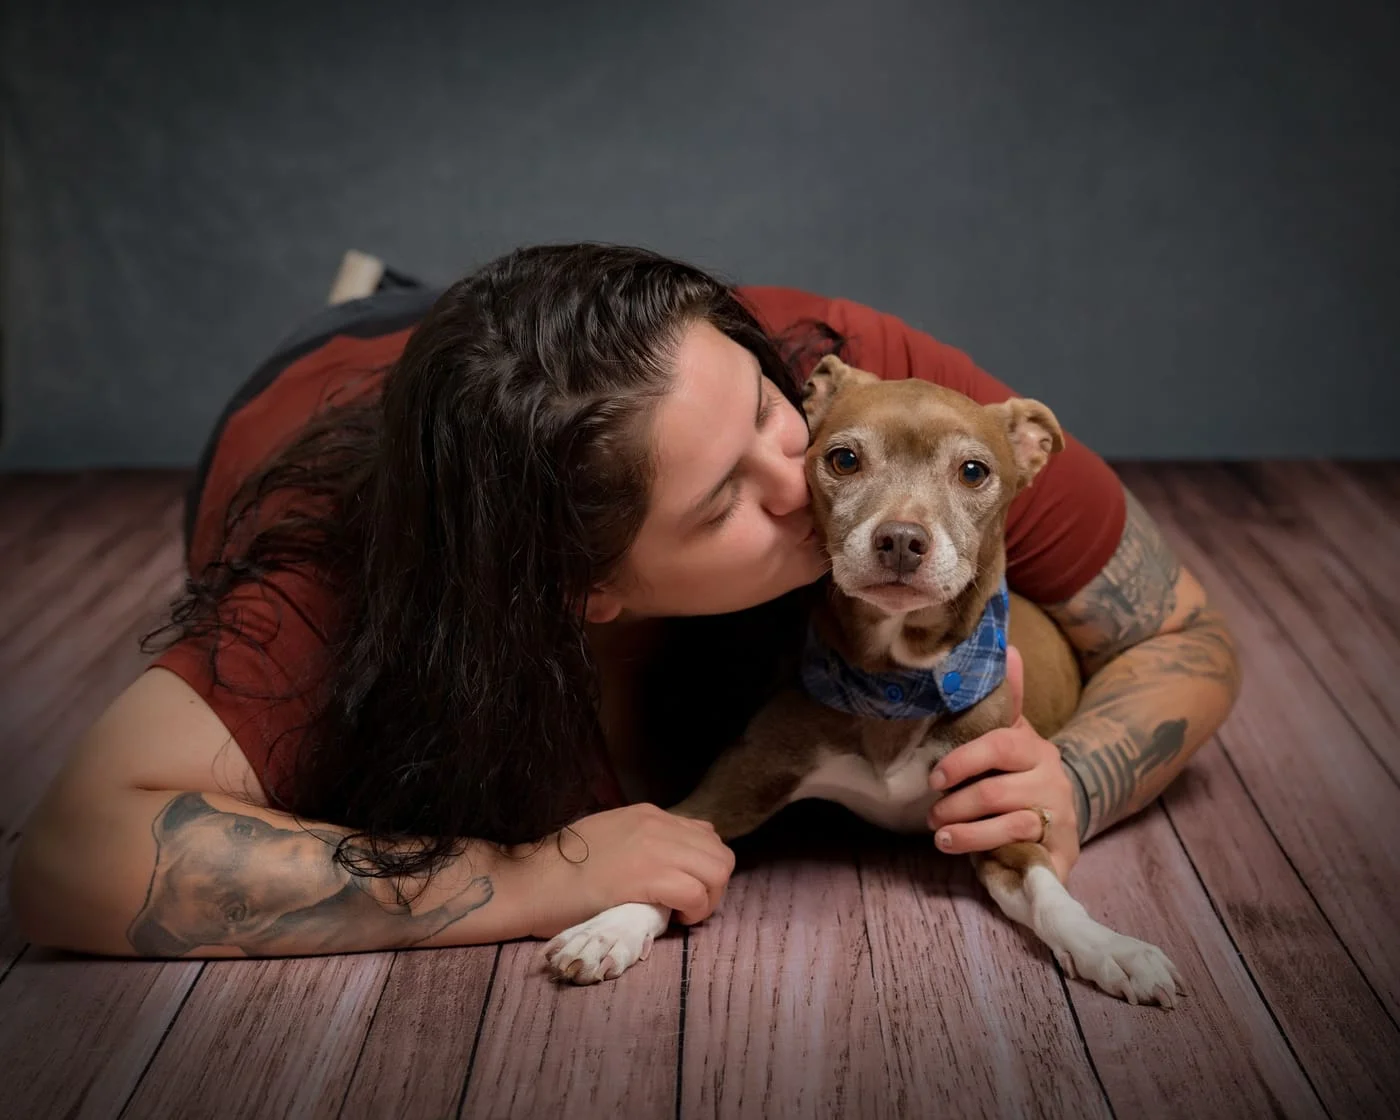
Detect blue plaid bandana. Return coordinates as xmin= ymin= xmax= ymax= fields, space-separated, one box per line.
xmin=800 ymin=579 xmax=1010 ymax=720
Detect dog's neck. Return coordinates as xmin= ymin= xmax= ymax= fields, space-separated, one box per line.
xmin=815 ymin=534 xmax=1008 ymax=674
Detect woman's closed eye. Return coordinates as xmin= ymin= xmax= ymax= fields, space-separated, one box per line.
xmin=707 ymin=488 xmax=742 ymax=529
xmin=704 ymin=389 xmax=779 ymax=530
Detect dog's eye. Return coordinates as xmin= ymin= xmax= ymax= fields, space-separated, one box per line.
xmin=959 ymin=460 xmax=990 ymax=487
xmin=827 ymin=447 xmax=860 ymax=475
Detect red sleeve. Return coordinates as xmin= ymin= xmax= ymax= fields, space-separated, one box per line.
xmin=151 ymin=330 xmax=405 ymax=805
xmin=738 ymin=285 xmax=1126 ymax=604
xmin=148 ymin=555 xmax=333 ymax=807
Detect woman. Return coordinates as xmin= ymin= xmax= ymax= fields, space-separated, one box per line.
xmin=10 ymin=243 xmax=1240 ymax=959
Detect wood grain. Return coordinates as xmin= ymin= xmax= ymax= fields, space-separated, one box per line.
xmin=680 ymin=804 xmax=894 ymax=1119
xmin=1265 ymin=461 xmax=1400 ymax=636
xmin=334 ymin=945 xmax=498 ymax=1119
xmin=1163 ymin=737 xmax=1400 ymax=1117
xmin=1123 ymin=464 xmax=1400 ymax=1019
xmin=0 ymin=949 xmax=201 ymax=1120
xmin=0 ymin=473 xmax=178 ymax=648
xmin=1152 ymin=463 xmax=1400 ymax=781
xmin=1064 ymin=805 xmax=1326 ymax=1118
xmin=461 ymin=934 xmax=683 ymax=1118
xmin=859 ymin=831 xmax=1111 ymax=1120
xmin=121 ymin=954 xmax=393 ymax=1120
xmin=0 ymin=470 xmax=92 ymax=556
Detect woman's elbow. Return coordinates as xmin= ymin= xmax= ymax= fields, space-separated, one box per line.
xmin=1187 ymin=606 xmax=1244 ymax=713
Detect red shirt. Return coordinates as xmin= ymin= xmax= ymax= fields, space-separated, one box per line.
xmin=151 ymin=286 xmax=1125 ymax=804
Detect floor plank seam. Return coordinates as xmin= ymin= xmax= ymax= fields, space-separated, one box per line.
xmin=1159 ymin=795 xmax=1332 ymax=1115
xmin=1211 ymin=734 xmax=1400 ymax=1037
xmin=1054 ymin=949 xmax=1115 ymax=1120
xmin=1218 ymin=505 xmax=1400 ymax=789
xmin=1 ymin=510 xmax=183 ymax=681
xmin=115 ymin=959 xmax=208 ymax=1120
xmin=1239 ymin=517 xmax=1400 ymax=785
xmin=0 ymin=940 xmax=29 ymax=990
xmin=852 ymin=852 xmax=883 ymax=1020
xmin=675 ymin=927 xmax=689 ymax=1120
xmin=1269 ymin=462 xmax=1400 ymax=648
xmin=332 ymin=950 xmax=397 ymax=1120
xmin=454 ymin=943 xmax=502 ymax=1120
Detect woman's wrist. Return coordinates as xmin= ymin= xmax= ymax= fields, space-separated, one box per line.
xmin=500 ymin=834 xmax=589 ymax=940
xmin=1058 ymin=754 xmax=1092 ymax=845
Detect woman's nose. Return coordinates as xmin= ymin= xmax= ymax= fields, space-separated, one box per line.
xmin=758 ymin=443 xmax=809 ymax=518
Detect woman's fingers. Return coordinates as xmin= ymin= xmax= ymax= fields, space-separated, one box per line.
xmin=647 ymin=870 xmax=711 ymax=924
xmin=657 ymin=829 xmax=734 ymax=917
xmin=928 ymin=770 xmax=1037 ymax=829
xmin=933 ymin=808 xmax=1047 ymax=853
xmin=656 ymin=868 xmax=725 ymax=924
xmin=930 ymin=726 xmax=1043 ymax=792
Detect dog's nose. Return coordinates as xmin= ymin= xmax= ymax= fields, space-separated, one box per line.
xmin=872 ymin=521 xmax=929 ymax=574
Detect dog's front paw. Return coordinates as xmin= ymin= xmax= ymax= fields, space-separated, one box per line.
xmin=1057 ymin=930 xmax=1185 ymax=1008
xmin=543 ymin=902 xmax=670 ymax=984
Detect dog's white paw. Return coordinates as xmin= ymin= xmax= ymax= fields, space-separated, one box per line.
xmin=1056 ymin=929 xmax=1185 ymax=1007
xmin=543 ymin=902 xmax=669 ymax=985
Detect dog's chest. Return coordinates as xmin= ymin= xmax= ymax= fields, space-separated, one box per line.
xmin=787 ymin=720 xmax=954 ymax=834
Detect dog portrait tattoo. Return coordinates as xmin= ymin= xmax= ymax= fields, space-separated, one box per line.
xmin=127 ymin=792 xmax=493 ymax=957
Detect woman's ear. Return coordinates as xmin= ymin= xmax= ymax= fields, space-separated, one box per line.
xmin=583 ymin=587 xmax=624 ymax=624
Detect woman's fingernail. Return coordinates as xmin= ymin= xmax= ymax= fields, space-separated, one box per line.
xmin=936 ymin=831 xmax=952 ymax=848
xmin=931 ymin=769 xmax=947 ymax=790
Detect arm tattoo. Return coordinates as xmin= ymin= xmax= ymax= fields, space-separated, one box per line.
xmin=1048 ymin=488 xmax=1183 ymax=676
xmin=127 ymin=792 xmax=493 ymax=957
xmin=1044 ymin=487 xmax=1242 ymax=843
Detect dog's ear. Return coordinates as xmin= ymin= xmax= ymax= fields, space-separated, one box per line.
xmin=801 ymin=355 xmax=878 ymax=430
xmin=989 ymin=398 xmax=1064 ymax=487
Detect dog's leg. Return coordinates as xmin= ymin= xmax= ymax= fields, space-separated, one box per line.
xmin=670 ymin=688 xmax=836 ymax=838
xmin=668 ymin=745 xmax=804 ymax=841
xmin=971 ymin=843 xmax=1185 ymax=1007
xmin=545 ymin=698 xmax=824 ymax=985
xmin=543 ymin=901 xmax=670 ymax=985
xmin=545 ymin=750 xmax=804 ymax=985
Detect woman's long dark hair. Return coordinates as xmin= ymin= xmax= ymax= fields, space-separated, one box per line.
xmin=141 ymin=243 xmax=846 ymax=896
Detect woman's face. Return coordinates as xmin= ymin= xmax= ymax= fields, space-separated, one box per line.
xmin=588 ymin=319 xmax=828 ymax=621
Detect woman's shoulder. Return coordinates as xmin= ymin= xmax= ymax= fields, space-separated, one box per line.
xmin=145 ymin=566 xmax=337 ymax=807
xmin=737 ymin=284 xmax=980 ymax=392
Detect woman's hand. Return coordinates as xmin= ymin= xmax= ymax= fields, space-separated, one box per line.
xmin=529 ymin=803 xmax=736 ymax=938
xmin=927 ymin=645 xmax=1082 ymax=882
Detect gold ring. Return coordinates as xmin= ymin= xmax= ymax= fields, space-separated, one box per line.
xmin=1030 ymin=805 xmax=1052 ymax=844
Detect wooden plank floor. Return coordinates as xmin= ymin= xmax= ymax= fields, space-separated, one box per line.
xmin=1 ymin=463 xmax=1397 ymax=1120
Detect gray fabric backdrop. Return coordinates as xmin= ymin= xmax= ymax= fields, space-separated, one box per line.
xmin=2 ymin=0 xmax=1396 ymax=468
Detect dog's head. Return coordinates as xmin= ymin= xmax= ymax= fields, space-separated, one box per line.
xmin=802 ymin=355 xmax=1063 ymax=615
xmin=126 ymin=792 xmax=344 ymax=956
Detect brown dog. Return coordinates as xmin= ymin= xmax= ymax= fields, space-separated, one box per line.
xmin=547 ymin=358 xmax=1183 ymax=1006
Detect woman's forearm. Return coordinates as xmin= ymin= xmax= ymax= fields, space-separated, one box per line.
xmin=1054 ymin=608 xmax=1241 ymax=843
xmin=10 ymin=786 xmax=558 ymax=958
